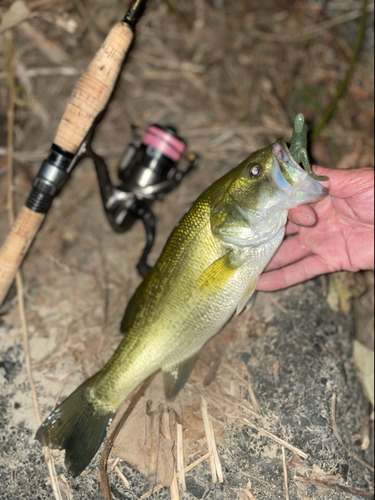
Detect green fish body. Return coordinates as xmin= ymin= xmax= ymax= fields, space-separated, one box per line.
xmin=36 ymin=138 xmax=326 ymax=477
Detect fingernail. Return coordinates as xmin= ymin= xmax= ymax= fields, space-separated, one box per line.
xmin=290 ymin=212 xmax=316 ymax=226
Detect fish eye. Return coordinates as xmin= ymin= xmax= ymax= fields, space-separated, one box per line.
xmin=248 ymin=164 xmax=262 ymax=178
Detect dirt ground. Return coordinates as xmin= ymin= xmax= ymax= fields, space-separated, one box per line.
xmin=0 ymin=0 xmax=374 ymax=499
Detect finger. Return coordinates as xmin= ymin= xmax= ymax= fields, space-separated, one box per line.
xmin=288 ymin=205 xmax=316 ymax=226
xmin=264 ymin=235 xmax=311 ymax=271
xmin=285 ymin=220 xmax=300 ymax=236
xmin=257 ymin=255 xmax=330 ymax=292
xmin=312 ymin=165 xmax=374 ymax=199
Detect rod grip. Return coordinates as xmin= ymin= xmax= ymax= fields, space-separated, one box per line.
xmin=54 ymin=22 xmax=133 ymax=154
xmin=0 ymin=207 xmax=44 ymax=304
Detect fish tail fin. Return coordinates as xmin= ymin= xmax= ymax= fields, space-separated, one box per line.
xmin=35 ymin=378 xmax=115 ymax=477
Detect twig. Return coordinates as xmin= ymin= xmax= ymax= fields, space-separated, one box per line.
xmin=140 ymin=452 xmax=212 ymax=499
xmin=201 ymin=397 xmax=217 ymax=483
xmin=0 ymin=66 xmax=80 ymax=79
xmin=4 ymin=31 xmax=15 ymax=223
xmin=209 ymin=419 xmax=224 ymax=482
xmin=170 ymin=468 xmax=180 ymax=500
xmin=222 ymin=362 xmax=247 ymax=384
xmin=242 ymin=419 xmax=308 ymax=459
xmin=19 ymin=22 xmax=71 ymax=65
xmin=3 ymin=28 xmax=63 ymax=500
xmin=239 ymin=471 xmax=272 ymax=488
xmin=331 ymin=393 xmax=374 ymax=472
xmin=251 ymin=4 xmax=373 ymax=43
xmin=160 ymin=404 xmax=172 ymax=439
xmin=147 ymin=403 xmax=162 ymax=492
xmin=100 ymin=373 xmax=157 ymax=500
xmin=311 ymin=0 xmax=370 ymax=140
xmin=188 ymin=382 xmax=259 ymax=418
xmin=307 ymin=1 xmax=367 ymax=9
xmin=184 ymin=452 xmax=213 ymax=474
xmin=282 ymin=447 xmax=289 ymax=500
xmin=325 ymin=343 xmax=345 ymax=364
xmin=72 ymin=0 xmax=103 ymax=48
xmin=176 ymin=423 xmax=186 ymax=491
xmin=294 ymin=476 xmax=374 ymax=498
xmin=267 ymin=294 xmax=288 ymax=314
xmin=201 ymin=397 xmax=224 ymax=483
xmin=114 ymin=466 xmax=130 ymax=489
xmin=243 ymin=362 xmax=261 ymax=413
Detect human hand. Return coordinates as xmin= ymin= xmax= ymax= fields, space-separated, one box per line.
xmin=257 ymin=166 xmax=375 ymax=292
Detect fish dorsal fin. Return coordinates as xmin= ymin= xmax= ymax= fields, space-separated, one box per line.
xmin=121 ymin=271 xmax=154 ymax=333
xmin=197 ymin=252 xmax=238 ymax=292
xmin=236 ymin=278 xmax=259 ymax=315
xmin=162 ymin=351 xmax=201 ymax=401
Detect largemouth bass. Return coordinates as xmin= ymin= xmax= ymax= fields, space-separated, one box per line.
xmin=36 ymin=117 xmax=327 ymax=477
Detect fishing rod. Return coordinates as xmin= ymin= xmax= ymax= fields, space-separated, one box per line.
xmin=0 ymin=0 xmax=148 ymax=305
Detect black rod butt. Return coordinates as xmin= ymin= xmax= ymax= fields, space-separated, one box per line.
xmin=123 ymin=0 xmax=148 ymax=28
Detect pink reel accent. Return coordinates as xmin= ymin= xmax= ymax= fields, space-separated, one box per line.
xmin=143 ymin=126 xmax=186 ymax=162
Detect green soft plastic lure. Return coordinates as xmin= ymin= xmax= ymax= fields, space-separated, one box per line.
xmin=290 ymin=113 xmax=329 ymax=182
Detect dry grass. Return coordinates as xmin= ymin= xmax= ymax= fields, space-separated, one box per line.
xmin=0 ymin=0 xmax=373 ymax=498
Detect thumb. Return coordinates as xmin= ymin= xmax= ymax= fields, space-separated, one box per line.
xmin=288 ymin=205 xmax=317 ymax=226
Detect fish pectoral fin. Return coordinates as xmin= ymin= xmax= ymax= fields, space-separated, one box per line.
xmin=162 ymin=351 xmax=201 ymax=401
xmin=197 ymin=252 xmax=237 ymax=292
xmin=236 ymin=277 xmax=259 ymax=315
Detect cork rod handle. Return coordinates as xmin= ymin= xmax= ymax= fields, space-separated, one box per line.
xmin=54 ymin=22 xmax=133 ymax=153
xmin=0 ymin=22 xmax=134 ymax=305
xmin=0 ymin=207 xmax=45 ymax=304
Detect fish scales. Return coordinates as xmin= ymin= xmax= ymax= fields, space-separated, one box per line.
xmin=35 ymin=134 xmax=327 ymax=477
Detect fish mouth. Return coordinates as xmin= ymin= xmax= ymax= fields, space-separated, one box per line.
xmin=272 ymin=140 xmax=327 ymax=207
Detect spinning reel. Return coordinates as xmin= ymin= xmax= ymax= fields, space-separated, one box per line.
xmin=76 ymin=125 xmax=199 ymax=277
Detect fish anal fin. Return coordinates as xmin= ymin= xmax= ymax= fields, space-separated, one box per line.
xmin=35 ymin=379 xmax=115 ymax=477
xmin=162 ymin=352 xmax=201 ymax=401
xmin=236 ymin=278 xmax=259 ymax=315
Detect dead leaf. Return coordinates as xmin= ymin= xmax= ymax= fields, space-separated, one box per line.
xmin=354 ymin=271 xmax=374 ymax=351
xmin=111 ymin=378 xmax=183 ymax=489
xmin=182 ymin=405 xmax=206 ymax=440
xmin=287 ymin=454 xmax=309 ymax=476
xmin=112 ymin=398 xmax=175 ymax=487
xmin=327 ymin=272 xmax=358 ymax=315
xmin=353 ymin=340 xmax=374 ymax=407
xmin=295 ymin=466 xmax=342 ymax=496
xmin=238 ymin=492 xmax=248 ymax=500
xmin=0 ymin=0 xmax=30 ymax=32
xmin=311 ymin=465 xmax=341 ymax=484
xmin=238 ymin=481 xmax=256 ymax=499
